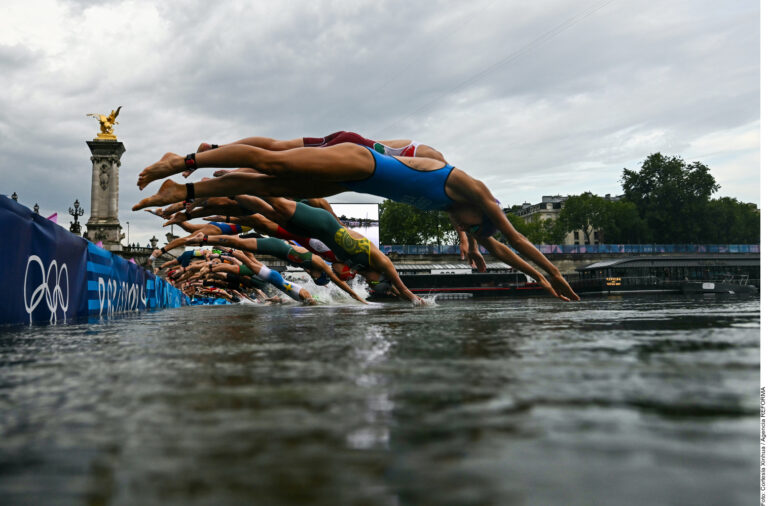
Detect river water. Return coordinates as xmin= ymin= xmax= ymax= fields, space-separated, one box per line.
xmin=0 ymin=294 xmax=759 ymax=505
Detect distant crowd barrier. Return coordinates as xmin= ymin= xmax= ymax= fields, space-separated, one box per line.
xmin=380 ymin=244 xmax=760 ymax=255
xmin=0 ymin=195 xmax=188 ymax=325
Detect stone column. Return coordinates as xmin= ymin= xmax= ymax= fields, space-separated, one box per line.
xmin=85 ymin=140 xmax=126 ymax=251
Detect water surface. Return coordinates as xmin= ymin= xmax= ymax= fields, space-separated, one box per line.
xmin=0 ymin=295 xmax=759 ymax=505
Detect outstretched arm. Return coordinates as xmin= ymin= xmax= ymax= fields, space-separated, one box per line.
xmin=458 ymin=228 xmax=470 ymax=261
xmin=476 ymin=236 xmax=573 ymax=301
xmin=464 ymin=234 xmax=487 ymax=273
xmin=369 ymin=250 xmax=424 ymax=305
xmin=448 ymin=212 xmax=484 ymax=271
xmin=459 ymin=179 xmax=578 ymax=301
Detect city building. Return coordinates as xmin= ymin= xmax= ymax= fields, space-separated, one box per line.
xmin=510 ymin=194 xmax=622 ymax=245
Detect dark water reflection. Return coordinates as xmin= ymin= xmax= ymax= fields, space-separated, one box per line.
xmin=0 ymin=295 xmax=759 ymax=505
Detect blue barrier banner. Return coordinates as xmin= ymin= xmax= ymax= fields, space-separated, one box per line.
xmin=0 ymin=195 xmax=188 ymax=325
xmin=1 ymin=196 xmax=88 ymax=324
xmin=86 ymin=243 xmax=151 ymax=317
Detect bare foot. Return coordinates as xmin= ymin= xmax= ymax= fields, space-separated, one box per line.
xmin=163 ymin=212 xmax=189 ymax=227
xmin=137 ymin=153 xmax=184 ymax=190
xmin=161 ymin=202 xmax=186 ymax=217
xmin=185 ymin=231 xmax=206 ymax=245
xmin=133 ymin=179 xmax=186 ymax=211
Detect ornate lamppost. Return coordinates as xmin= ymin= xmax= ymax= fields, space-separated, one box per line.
xmin=11 ymin=192 xmax=18 ymax=202
xmin=69 ymin=199 xmax=85 ymax=235
xmin=33 ymin=203 xmax=39 ymax=214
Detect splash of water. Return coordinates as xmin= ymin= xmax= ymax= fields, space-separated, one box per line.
xmin=283 ymin=270 xmax=371 ymax=306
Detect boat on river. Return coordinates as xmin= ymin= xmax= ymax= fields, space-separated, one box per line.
xmin=366 ymin=255 xmax=760 ymax=299
xmin=366 ymin=262 xmax=545 ymax=300
xmin=572 ymin=255 xmax=759 ymax=295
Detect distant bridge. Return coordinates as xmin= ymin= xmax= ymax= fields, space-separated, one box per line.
xmin=380 ymin=244 xmax=759 ymax=275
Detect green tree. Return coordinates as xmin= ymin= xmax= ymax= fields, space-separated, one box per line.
xmin=556 ymin=193 xmax=607 ymax=244
xmin=600 ymin=200 xmax=651 ymax=243
xmin=622 ymin=153 xmax=719 ymax=243
xmin=379 ymin=200 xmax=458 ymax=245
xmin=701 ymin=197 xmax=760 ymax=243
xmin=503 ymin=213 xmax=565 ymax=245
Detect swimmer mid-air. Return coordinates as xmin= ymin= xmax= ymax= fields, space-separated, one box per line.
xmin=181 ymin=231 xmax=368 ymax=304
xmin=133 ymin=134 xmax=579 ymax=301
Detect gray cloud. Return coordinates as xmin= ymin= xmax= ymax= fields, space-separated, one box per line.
xmin=0 ymin=0 xmax=759 ymax=245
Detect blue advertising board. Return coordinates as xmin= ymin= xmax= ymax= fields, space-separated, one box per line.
xmin=0 ymin=195 xmax=188 ymax=325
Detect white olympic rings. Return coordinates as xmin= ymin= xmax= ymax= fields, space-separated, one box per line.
xmin=23 ymin=255 xmax=69 ymax=324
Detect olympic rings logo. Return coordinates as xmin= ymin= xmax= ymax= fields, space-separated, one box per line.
xmin=23 ymin=255 xmax=69 ymax=324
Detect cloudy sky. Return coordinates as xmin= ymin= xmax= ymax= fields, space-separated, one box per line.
xmin=0 ymin=0 xmax=759 ymax=246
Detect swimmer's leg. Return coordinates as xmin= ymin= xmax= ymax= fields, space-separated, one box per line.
xmin=255 ymin=265 xmax=315 ymax=304
xmin=133 ymin=173 xmax=344 ymax=211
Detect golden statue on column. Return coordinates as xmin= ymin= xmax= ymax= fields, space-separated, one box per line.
xmin=86 ymin=106 xmax=122 ymax=140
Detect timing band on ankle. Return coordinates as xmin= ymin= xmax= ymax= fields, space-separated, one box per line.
xmin=184 ymin=153 xmax=197 ymax=172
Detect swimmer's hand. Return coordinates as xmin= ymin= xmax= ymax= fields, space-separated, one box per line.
xmin=536 ymin=275 xmax=569 ymax=302
xmin=468 ymin=249 xmax=486 ymax=273
xmin=550 ymin=273 xmax=580 ymax=302
xmin=412 ymin=297 xmax=428 ymax=306
xmin=459 ymin=240 xmax=469 ymax=261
